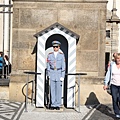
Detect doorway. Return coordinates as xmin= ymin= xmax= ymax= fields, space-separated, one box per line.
xmin=105 ymin=52 xmax=110 ymax=75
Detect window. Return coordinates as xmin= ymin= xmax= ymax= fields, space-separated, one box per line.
xmin=106 ymin=30 xmax=110 ymax=38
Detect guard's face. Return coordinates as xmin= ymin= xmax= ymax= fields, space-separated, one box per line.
xmin=53 ymin=46 xmax=60 ymax=52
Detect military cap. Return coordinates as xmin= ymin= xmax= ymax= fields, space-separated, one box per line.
xmin=52 ymin=41 xmax=61 ymax=46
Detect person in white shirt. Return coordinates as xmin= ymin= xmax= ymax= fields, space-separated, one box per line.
xmin=103 ymin=53 xmax=120 ymax=118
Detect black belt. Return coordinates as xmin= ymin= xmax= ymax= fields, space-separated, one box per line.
xmin=50 ymin=68 xmax=62 ymax=70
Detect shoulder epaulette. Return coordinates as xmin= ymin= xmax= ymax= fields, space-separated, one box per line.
xmin=49 ymin=52 xmax=53 ymax=54
xmin=59 ymin=52 xmax=63 ymax=54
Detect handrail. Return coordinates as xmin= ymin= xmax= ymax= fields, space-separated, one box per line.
xmin=23 ymin=71 xmax=41 ymax=112
xmin=22 ymin=80 xmax=35 ymax=100
xmin=66 ymin=73 xmax=87 ymax=75
xmin=24 ymin=71 xmax=41 ymax=75
xmin=66 ymin=72 xmax=87 ymax=113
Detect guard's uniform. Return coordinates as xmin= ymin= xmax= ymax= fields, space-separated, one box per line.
xmin=47 ymin=43 xmax=65 ymax=108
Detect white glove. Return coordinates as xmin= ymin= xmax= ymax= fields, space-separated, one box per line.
xmin=60 ymin=77 xmax=64 ymax=82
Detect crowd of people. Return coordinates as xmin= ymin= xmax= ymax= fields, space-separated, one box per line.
xmin=0 ymin=52 xmax=11 ymax=79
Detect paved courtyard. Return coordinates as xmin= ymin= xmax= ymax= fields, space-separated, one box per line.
xmin=0 ymin=100 xmax=92 ymax=120
xmin=19 ymin=104 xmax=91 ymax=120
xmin=0 ymin=100 xmax=24 ymax=120
xmin=0 ymin=101 xmax=118 ymax=120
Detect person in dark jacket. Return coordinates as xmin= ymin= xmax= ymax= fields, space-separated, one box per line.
xmin=4 ymin=55 xmax=11 ymax=78
xmin=0 ymin=52 xmax=4 ymax=78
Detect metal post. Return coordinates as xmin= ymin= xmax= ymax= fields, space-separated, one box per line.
xmin=78 ymin=74 xmax=80 ymax=113
xmin=2 ymin=3 xmax=5 ymax=77
xmin=7 ymin=0 xmax=12 ymax=77
xmin=25 ymin=73 xmax=29 ymax=112
xmin=31 ymin=79 xmax=34 ymax=106
xmin=48 ymin=78 xmax=50 ymax=108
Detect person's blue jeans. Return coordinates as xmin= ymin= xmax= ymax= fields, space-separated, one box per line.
xmin=110 ymin=84 xmax=120 ymax=115
xmin=0 ymin=69 xmax=2 ymax=78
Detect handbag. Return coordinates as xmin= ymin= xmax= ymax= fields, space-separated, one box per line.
xmin=107 ymin=84 xmax=111 ymax=95
xmin=106 ymin=62 xmax=112 ymax=95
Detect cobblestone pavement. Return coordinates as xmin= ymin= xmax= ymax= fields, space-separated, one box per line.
xmin=1 ymin=101 xmax=117 ymax=120
xmin=19 ymin=104 xmax=92 ymax=120
xmin=0 ymin=100 xmax=24 ymax=120
xmin=85 ymin=104 xmax=120 ymax=120
xmin=0 ymin=100 xmax=92 ymax=120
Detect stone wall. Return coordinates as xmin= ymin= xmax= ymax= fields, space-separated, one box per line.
xmin=10 ymin=0 xmax=108 ymax=104
xmin=0 ymin=86 xmax=9 ymax=100
xmin=80 ymin=77 xmax=112 ymax=105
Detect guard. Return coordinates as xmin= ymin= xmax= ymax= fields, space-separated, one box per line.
xmin=47 ymin=40 xmax=66 ymax=110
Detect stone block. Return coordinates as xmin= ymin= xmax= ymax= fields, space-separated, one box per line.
xmin=13 ymin=2 xmax=37 ymax=9
xmin=19 ymin=8 xmax=57 ymax=28
xmin=79 ymin=77 xmax=112 ymax=105
xmin=100 ymin=9 xmax=107 ymax=30
xmin=0 ymin=87 xmax=9 ymax=100
xmin=11 ymin=85 xmax=24 ymax=102
xmin=76 ymin=51 xmax=98 ymax=72
xmin=74 ymin=9 xmax=99 ymax=30
xmin=17 ymin=49 xmax=35 ymax=70
xmin=11 ymin=49 xmax=19 ymax=70
xmin=11 ymin=48 xmax=35 ymax=71
xmin=12 ymin=29 xmax=19 ymax=42
xmin=13 ymin=0 xmax=107 ymax=2
xmin=9 ymin=81 xmax=27 ymax=102
xmin=78 ymin=31 xmax=98 ymax=50
xmin=9 ymin=74 xmax=36 ymax=102
xmin=12 ymin=8 xmax=19 ymax=28
xmin=98 ymin=31 xmax=106 ymax=76
xmin=80 ymin=84 xmax=112 ymax=105
xmin=14 ymin=29 xmax=36 ymax=42
xmin=58 ymin=10 xmax=74 ymax=27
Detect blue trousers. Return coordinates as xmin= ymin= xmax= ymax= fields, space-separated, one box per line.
xmin=50 ymin=80 xmax=62 ymax=107
xmin=110 ymin=84 xmax=120 ymax=115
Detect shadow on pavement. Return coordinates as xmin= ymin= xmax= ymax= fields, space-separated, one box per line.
xmin=92 ymin=104 xmax=119 ymax=120
xmin=83 ymin=92 xmax=120 ymax=120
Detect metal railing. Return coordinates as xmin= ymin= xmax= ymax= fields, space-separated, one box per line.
xmin=23 ymin=71 xmax=41 ymax=112
xmin=23 ymin=72 xmax=87 ymax=113
xmin=66 ymin=73 xmax=87 ymax=113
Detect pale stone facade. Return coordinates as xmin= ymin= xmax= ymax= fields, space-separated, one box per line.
xmin=105 ymin=0 xmax=120 ymax=71
xmin=9 ymin=0 xmax=108 ymax=105
xmin=0 ymin=0 xmax=3 ymax=52
xmin=106 ymin=11 xmax=120 ymax=59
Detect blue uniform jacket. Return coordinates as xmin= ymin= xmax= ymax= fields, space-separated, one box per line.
xmin=47 ymin=52 xmax=65 ymax=81
xmin=104 ymin=61 xmax=115 ymax=85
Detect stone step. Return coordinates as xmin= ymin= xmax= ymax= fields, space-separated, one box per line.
xmin=0 ymin=78 xmax=9 ymax=100
xmin=0 ymin=78 xmax=10 ymax=86
xmin=0 ymin=86 xmax=9 ymax=100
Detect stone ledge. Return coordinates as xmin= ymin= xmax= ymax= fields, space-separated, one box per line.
xmin=13 ymin=0 xmax=108 ymax=3
xmin=80 ymin=76 xmax=104 ymax=84
xmin=10 ymin=74 xmax=104 ymax=85
xmin=0 ymin=78 xmax=10 ymax=86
